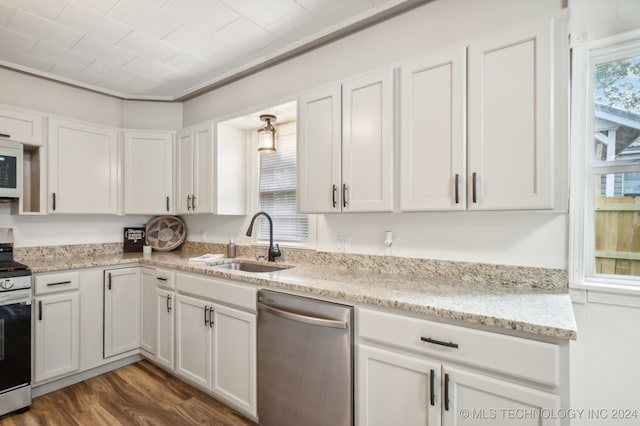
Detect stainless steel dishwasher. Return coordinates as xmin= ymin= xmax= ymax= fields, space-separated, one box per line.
xmin=257 ymin=290 xmax=353 ymax=426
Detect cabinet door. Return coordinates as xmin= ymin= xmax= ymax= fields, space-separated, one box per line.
xmin=176 ymin=127 xmax=194 ymax=214
xmin=297 ymin=85 xmax=342 ymax=213
xmin=357 ymin=344 xmax=441 ymax=426
xmin=442 ymin=366 xmax=561 ymax=426
xmin=175 ymin=294 xmax=212 ymax=389
xmin=104 ymin=268 xmax=141 ymax=358
xmin=211 ymin=303 xmax=256 ymax=416
xmin=193 ymin=122 xmax=215 ymax=214
xmin=124 ymin=131 xmax=173 ymax=215
xmin=0 ymin=106 xmax=43 ymax=145
xmin=34 ymin=292 xmax=80 ymax=382
xmin=214 ymin=122 xmax=246 ymax=215
xmin=156 ymin=288 xmax=174 ymax=370
xmin=140 ymin=268 xmax=157 ymax=357
xmin=400 ymin=48 xmax=466 ymax=211
xmin=48 ymin=119 xmax=119 ymax=213
xmin=468 ymin=19 xmax=553 ymax=210
xmin=342 ymin=69 xmax=394 ymax=212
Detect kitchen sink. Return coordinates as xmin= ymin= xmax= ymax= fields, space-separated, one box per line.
xmin=211 ymin=261 xmax=292 ymax=273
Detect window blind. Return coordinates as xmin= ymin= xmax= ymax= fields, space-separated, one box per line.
xmin=258 ymin=126 xmax=308 ymax=242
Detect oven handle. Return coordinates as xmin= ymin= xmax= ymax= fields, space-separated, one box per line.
xmin=0 ymin=289 xmax=32 ymax=306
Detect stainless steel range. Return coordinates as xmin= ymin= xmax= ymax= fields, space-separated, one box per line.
xmin=0 ymin=229 xmax=32 ymax=418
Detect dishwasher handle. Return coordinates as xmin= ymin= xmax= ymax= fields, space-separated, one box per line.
xmin=258 ymin=302 xmax=348 ymax=329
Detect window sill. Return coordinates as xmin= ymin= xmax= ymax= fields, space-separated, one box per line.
xmin=571 ymin=279 xmax=640 ymax=296
xmin=254 ymin=240 xmax=316 ymax=250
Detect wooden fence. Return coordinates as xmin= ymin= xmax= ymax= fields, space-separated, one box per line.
xmin=595 ymin=195 xmax=640 ymax=276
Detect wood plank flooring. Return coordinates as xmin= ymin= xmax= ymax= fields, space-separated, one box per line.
xmin=1 ymin=361 xmax=258 ymax=426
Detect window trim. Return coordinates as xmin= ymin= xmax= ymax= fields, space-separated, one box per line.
xmin=569 ymin=28 xmax=640 ymax=292
xmin=249 ymin=121 xmax=317 ymax=250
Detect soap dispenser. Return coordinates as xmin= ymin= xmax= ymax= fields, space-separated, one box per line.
xmin=227 ymin=239 xmax=236 ymax=258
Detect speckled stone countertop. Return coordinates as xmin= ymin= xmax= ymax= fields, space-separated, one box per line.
xmin=21 ymin=248 xmax=576 ymax=341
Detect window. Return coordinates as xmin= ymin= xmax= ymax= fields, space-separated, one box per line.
xmin=587 ymin=48 xmax=640 ymax=279
xmin=257 ymin=122 xmax=309 ymax=244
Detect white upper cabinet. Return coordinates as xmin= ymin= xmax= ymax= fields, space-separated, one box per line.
xmin=400 ymin=47 xmax=466 ymax=211
xmin=400 ymin=16 xmax=561 ymax=211
xmin=467 ymin=18 xmax=554 ymax=210
xmin=123 ymin=130 xmax=174 ymax=215
xmin=298 ymin=68 xmax=394 ymax=213
xmin=0 ymin=105 xmax=44 ymax=146
xmin=177 ymin=120 xmax=246 ymax=215
xmin=176 ymin=127 xmax=195 ymax=214
xmin=342 ymin=69 xmax=395 ymax=212
xmin=298 ymin=85 xmax=342 ymax=213
xmin=48 ymin=118 xmax=119 ymax=214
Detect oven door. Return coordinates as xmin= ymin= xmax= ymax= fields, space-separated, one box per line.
xmin=0 ymin=290 xmax=31 ymax=392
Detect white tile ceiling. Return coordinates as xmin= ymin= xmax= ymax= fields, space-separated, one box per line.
xmin=0 ymin=0 xmax=418 ymax=100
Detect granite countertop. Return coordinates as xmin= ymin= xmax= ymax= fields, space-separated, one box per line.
xmin=23 ymin=251 xmax=577 ymax=341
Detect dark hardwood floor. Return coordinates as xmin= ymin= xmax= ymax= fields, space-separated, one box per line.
xmin=1 ymin=361 xmax=258 ymax=426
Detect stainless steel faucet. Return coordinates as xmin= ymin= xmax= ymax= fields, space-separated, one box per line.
xmin=245 ymin=211 xmax=281 ymax=262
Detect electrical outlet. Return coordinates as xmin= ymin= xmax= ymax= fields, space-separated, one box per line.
xmin=337 ymin=235 xmax=351 ymax=252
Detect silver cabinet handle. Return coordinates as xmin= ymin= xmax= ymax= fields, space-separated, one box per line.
xmin=209 ymin=306 xmax=214 ymax=328
xmin=332 ymin=184 xmax=337 ymax=208
xmin=166 ymin=294 xmax=172 ymax=313
xmin=204 ymin=306 xmax=209 ymax=326
xmin=187 ymin=195 xmax=192 ymax=210
xmin=258 ymin=302 xmax=347 ymax=329
xmin=192 ymin=194 xmax=196 ymax=210
xmin=166 ymin=196 xmax=170 ymax=212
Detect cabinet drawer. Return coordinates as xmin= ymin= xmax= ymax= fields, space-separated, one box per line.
xmin=155 ymin=268 xmax=175 ymax=289
xmin=35 ymin=271 xmax=80 ymax=295
xmin=176 ymin=272 xmax=256 ymax=311
xmin=357 ymin=308 xmax=560 ymax=387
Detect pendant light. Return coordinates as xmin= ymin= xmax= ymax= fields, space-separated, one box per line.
xmin=257 ymin=114 xmax=277 ymax=152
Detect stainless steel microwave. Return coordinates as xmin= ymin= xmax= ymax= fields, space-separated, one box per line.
xmin=0 ymin=140 xmax=22 ymax=199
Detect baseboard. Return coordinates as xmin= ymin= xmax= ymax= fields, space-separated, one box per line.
xmin=32 ymin=354 xmax=143 ymax=398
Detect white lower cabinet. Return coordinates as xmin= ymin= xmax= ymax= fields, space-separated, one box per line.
xmin=140 ymin=268 xmax=158 ymax=356
xmin=175 ymin=294 xmax=212 ymax=389
xmin=211 ymin=304 xmax=256 ymax=414
xmin=358 ymin=344 xmax=441 ymax=426
xmin=443 ymin=366 xmax=561 ymax=426
xmin=103 ymin=267 xmax=141 ymax=358
xmin=357 ymin=307 xmax=567 ymax=426
xmin=156 ymin=287 xmax=175 ymax=370
xmin=34 ymin=291 xmax=80 ymax=382
xmin=174 ymin=272 xmax=257 ymax=418
xmin=33 ymin=271 xmax=81 ymax=383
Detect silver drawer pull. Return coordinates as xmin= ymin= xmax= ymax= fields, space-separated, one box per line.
xmin=421 ymin=336 xmax=459 ymax=349
xmin=47 ymin=280 xmax=72 ymax=286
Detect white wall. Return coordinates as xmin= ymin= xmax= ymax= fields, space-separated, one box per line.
xmin=182 ymin=0 xmax=568 ymax=269
xmin=0 ymin=67 xmax=122 ymax=127
xmin=121 ymin=100 xmax=183 ymax=130
xmin=569 ymin=0 xmax=640 ymax=40
xmin=567 ymin=2 xmax=640 ymax=424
